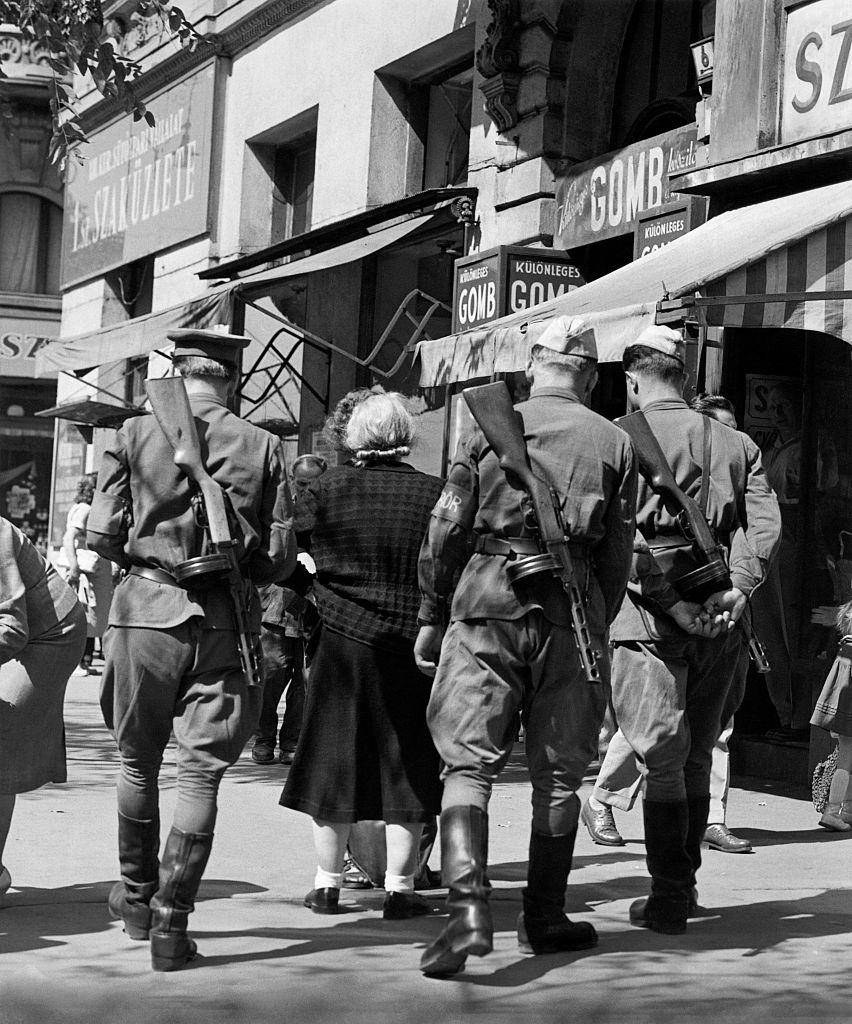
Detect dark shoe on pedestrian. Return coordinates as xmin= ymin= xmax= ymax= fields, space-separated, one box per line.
xmin=278 ymin=748 xmax=296 ymax=765
xmin=580 ymin=799 xmax=625 ymax=846
xmin=304 ymin=887 xmax=340 ymax=914
xmin=149 ymin=827 xmax=212 ymax=972
xmin=517 ymin=912 xmax=598 ymax=954
xmin=251 ymin=741 xmax=275 ymax=764
xmin=704 ymin=823 xmax=752 ymax=854
xmin=629 ymin=895 xmax=688 ymax=935
xmin=383 ymin=891 xmax=434 ymax=920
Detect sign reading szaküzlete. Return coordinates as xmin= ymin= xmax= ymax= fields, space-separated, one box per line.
xmin=60 ymin=63 xmax=216 ymax=289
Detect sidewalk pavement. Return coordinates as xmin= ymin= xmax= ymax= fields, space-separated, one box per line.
xmin=1 ymin=668 xmax=850 ymax=1024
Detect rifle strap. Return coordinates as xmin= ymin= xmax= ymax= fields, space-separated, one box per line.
xmin=699 ymin=414 xmax=712 ymax=517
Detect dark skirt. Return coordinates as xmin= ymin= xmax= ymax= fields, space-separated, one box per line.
xmin=280 ymin=627 xmax=441 ymax=823
xmin=811 ymin=642 xmax=852 ymax=737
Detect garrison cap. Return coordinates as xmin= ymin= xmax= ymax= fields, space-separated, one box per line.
xmin=634 ymin=324 xmax=686 ymax=367
xmin=167 ymin=325 xmax=250 ymax=366
xmin=535 ymin=315 xmax=598 ymax=360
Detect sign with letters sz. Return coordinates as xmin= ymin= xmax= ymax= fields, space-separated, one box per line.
xmin=61 ymin=63 xmax=216 ymax=289
xmin=452 ymin=246 xmax=585 ymax=333
xmin=781 ymin=0 xmax=852 ymax=145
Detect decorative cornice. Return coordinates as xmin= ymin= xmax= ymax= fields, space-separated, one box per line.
xmin=0 ymin=26 xmax=52 ymax=78
xmin=78 ymin=0 xmax=325 ymax=135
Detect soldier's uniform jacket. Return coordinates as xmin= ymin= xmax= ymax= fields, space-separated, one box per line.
xmin=611 ymin=398 xmax=781 ymax=642
xmin=87 ymin=394 xmax=294 ymax=632
xmin=418 ymin=386 xmax=637 ymax=634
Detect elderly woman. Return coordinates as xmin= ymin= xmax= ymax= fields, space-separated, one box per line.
xmin=1 ymin=515 xmax=87 ymax=894
xmin=280 ymin=389 xmax=443 ymax=919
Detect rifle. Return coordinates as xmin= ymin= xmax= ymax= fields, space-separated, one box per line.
xmin=145 ymin=376 xmax=263 ymax=688
xmin=615 ymin=410 xmax=770 ymax=671
xmin=462 ymin=381 xmax=601 ymax=685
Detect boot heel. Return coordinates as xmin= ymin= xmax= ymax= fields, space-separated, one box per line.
xmin=150 ymin=932 xmax=197 ymax=972
xmin=452 ymin=929 xmax=493 ymax=957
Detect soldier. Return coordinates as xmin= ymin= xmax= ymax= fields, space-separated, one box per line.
xmin=87 ymin=328 xmax=295 ymax=972
xmin=414 ymin=315 xmax=637 ymax=977
xmin=607 ymin=325 xmax=780 ymax=935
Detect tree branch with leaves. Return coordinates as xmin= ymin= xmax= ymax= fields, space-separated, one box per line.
xmin=0 ymin=0 xmax=204 ymax=167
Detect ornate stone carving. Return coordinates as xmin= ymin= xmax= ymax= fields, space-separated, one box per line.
xmin=476 ymin=0 xmax=523 ymax=133
xmin=0 ymin=28 xmax=51 ymax=71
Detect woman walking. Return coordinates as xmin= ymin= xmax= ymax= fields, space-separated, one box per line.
xmin=0 ymin=515 xmax=87 ymax=893
xmin=281 ymin=390 xmax=443 ymax=919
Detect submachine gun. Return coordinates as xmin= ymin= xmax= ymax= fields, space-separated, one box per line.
xmin=615 ymin=410 xmax=770 ymax=673
xmin=145 ymin=376 xmax=262 ymax=689
xmin=462 ymin=381 xmax=601 ymax=685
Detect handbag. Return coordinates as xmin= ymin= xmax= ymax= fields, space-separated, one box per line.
xmin=812 ymin=743 xmax=839 ymax=813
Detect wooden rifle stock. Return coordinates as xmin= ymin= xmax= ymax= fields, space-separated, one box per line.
xmin=462 ymin=381 xmax=601 ymax=684
xmin=145 ymin=376 xmax=262 ymax=688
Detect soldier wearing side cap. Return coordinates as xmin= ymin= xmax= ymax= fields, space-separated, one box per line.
xmin=414 ymin=315 xmax=637 ymax=977
xmin=87 ymin=328 xmax=295 ymax=971
xmin=605 ymin=326 xmax=780 ymax=936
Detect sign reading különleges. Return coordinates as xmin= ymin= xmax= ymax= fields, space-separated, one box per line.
xmin=61 ymin=63 xmax=216 ymax=289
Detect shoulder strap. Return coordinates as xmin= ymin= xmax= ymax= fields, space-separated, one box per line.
xmin=699 ymin=415 xmax=712 ymax=517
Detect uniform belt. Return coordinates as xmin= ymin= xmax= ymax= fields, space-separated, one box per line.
xmin=474 ymin=536 xmax=540 ymax=558
xmin=129 ymin=565 xmax=181 ymax=588
xmin=474 ymin=536 xmax=589 ymax=559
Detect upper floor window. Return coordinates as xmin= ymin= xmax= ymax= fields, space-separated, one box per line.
xmin=0 ymin=192 xmax=62 ymax=295
xmin=272 ymin=133 xmax=316 ymax=242
xmin=422 ymin=63 xmax=473 ymax=189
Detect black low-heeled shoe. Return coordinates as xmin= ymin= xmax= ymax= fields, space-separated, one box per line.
xmin=304 ymin=887 xmax=340 ymax=914
xmin=382 ymin=891 xmax=433 ymax=920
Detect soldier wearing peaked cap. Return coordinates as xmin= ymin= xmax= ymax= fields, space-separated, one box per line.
xmin=604 ymin=324 xmax=780 ymax=935
xmin=414 ymin=315 xmax=637 ymax=976
xmin=87 ymin=327 xmax=296 ymax=971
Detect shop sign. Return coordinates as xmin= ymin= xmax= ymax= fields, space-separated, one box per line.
xmin=0 ymin=316 xmax=59 ymax=378
xmin=744 ymin=374 xmax=799 ymax=450
xmin=60 ymin=62 xmax=216 ymax=289
xmin=633 ymin=198 xmax=706 ymax=260
xmin=554 ymin=125 xmax=699 ymax=249
xmin=452 ymin=246 xmax=584 ymax=332
xmin=781 ymin=0 xmax=852 ymax=145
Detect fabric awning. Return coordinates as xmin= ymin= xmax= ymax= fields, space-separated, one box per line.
xmin=417 ymin=179 xmax=852 ymax=387
xmin=36 ymin=212 xmax=440 ymax=376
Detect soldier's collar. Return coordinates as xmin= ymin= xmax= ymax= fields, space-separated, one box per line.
xmin=640 ymin=398 xmax=689 ymax=412
xmin=529 ymin=386 xmax=583 ymax=403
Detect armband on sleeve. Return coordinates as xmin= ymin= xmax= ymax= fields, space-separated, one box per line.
xmin=430 ymin=482 xmax=476 ymax=530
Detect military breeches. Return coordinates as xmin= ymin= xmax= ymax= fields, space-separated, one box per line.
xmin=606 ymin=632 xmax=742 ymax=804
xmin=427 ymin=612 xmax=607 ymax=836
xmin=100 ymin=622 xmax=262 ymax=833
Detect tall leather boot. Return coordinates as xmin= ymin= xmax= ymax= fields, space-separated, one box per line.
xmin=684 ymin=794 xmax=711 ymax=914
xmin=629 ymin=799 xmax=691 ymax=934
xmin=108 ymin=813 xmax=160 ymax=940
xmin=420 ymin=806 xmax=492 ymax=978
xmin=518 ymin=827 xmax=598 ymax=954
xmin=149 ymin=827 xmax=213 ymax=972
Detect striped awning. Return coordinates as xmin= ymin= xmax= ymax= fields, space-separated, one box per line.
xmin=417 ymin=179 xmax=852 ymax=387
xmin=700 ymin=217 xmax=852 ymax=336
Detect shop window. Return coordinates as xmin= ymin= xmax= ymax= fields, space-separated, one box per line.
xmin=0 ymin=192 xmax=62 ymax=295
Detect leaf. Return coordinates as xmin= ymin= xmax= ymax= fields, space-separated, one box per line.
xmin=144 ymin=110 xmax=155 ymax=127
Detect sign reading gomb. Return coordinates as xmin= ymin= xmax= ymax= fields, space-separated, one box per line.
xmin=61 ymin=64 xmax=216 ymax=289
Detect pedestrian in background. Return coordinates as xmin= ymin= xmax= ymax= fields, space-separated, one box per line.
xmin=60 ymin=473 xmax=113 ymax=674
xmin=281 ymin=389 xmax=443 ymax=921
xmin=0 ymin=516 xmax=87 ymax=896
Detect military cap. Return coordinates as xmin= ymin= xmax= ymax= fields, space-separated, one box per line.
xmin=535 ymin=315 xmax=598 ymax=360
xmin=167 ymin=325 xmax=250 ymax=366
xmin=634 ymin=324 xmax=686 ymax=366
